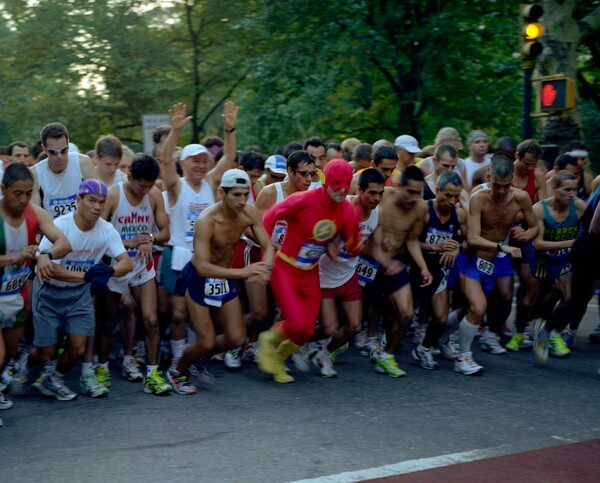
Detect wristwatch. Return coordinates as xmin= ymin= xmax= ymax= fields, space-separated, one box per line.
xmin=496 ymin=242 xmax=504 ymax=253
xmin=40 ymin=250 xmax=54 ymax=260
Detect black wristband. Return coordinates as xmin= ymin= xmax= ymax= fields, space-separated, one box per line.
xmin=224 ymin=127 xmax=235 ymax=133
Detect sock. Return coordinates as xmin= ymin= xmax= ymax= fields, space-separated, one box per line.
xmin=146 ymin=364 xmax=158 ymax=377
xmin=81 ymin=362 xmax=94 ymax=377
xmin=458 ymin=317 xmax=478 ymax=355
xmin=99 ymin=362 xmax=109 ymax=370
xmin=550 ymin=330 xmax=561 ymax=338
xmin=170 ymin=339 xmax=186 ymax=359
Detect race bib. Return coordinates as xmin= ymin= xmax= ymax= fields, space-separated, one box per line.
xmin=476 ymin=257 xmax=495 ymax=276
xmin=185 ymin=205 xmax=208 ymax=242
xmin=49 ymin=194 xmax=77 ymax=219
xmin=271 ymin=221 xmax=288 ymax=246
xmin=424 ymin=227 xmax=452 ymax=245
xmin=296 ymin=242 xmax=327 ymax=269
xmin=65 ymin=260 xmax=94 ymax=273
xmin=0 ymin=267 xmax=31 ymax=295
xmin=356 ymin=256 xmax=379 ymax=286
xmin=203 ymin=278 xmax=230 ymax=307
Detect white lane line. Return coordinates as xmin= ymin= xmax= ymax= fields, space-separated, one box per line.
xmin=290 ymin=446 xmax=515 ymax=483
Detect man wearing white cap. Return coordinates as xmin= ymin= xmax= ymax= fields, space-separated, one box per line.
xmin=167 ymin=169 xmax=274 ymax=394
xmin=389 ymin=135 xmax=421 ymax=186
xmin=158 ymin=102 xmax=238 ymax=377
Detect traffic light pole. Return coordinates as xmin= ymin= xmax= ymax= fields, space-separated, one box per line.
xmin=522 ymin=59 xmax=533 ymax=140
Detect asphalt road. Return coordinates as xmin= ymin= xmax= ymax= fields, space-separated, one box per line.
xmin=2 ymin=302 xmax=599 ymax=483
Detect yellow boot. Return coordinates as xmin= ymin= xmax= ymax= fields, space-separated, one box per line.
xmin=257 ymin=326 xmax=285 ymax=376
xmin=273 ymin=339 xmax=300 ymax=384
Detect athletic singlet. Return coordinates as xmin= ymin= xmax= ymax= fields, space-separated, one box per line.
xmin=168 ymin=178 xmax=215 ymax=249
xmin=263 ymin=188 xmax=361 ymax=271
xmin=271 ymin=182 xmax=288 ymax=246
xmin=513 ymin=168 xmax=536 ymax=204
xmin=0 ymin=204 xmax=39 ymax=295
xmin=423 ymin=181 xmax=435 ymax=200
xmin=420 ymin=199 xmax=459 ymax=268
xmin=577 ymin=174 xmax=588 ymax=200
xmin=463 ymin=156 xmax=490 ymax=189
xmin=577 ymin=187 xmax=600 ymax=239
xmin=106 ymin=169 xmax=128 ymax=188
xmin=539 ymin=198 xmax=579 ymax=263
xmin=35 ymin=152 xmax=84 ymax=219
xmin=110 ymin=183 xmax=153 ymax=260
xmin=319 ymin=203 xmax=379 ymax=288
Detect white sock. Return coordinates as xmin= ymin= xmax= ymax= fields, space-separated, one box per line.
xmin=458 ymin=318 xmax=478 ymax=355
xmin=81 ymin=362 xmax=94 ymax=377
xmin=146 ymin=364 xmax=158 ymax=377
xmin=170 ymin=339 xmax=186 ymax=359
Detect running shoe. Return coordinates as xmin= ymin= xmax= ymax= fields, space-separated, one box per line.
xmin=533 ymin=318 xmax=549 ymax=364
xmin=0 ymin=392 xmax=13 ymax=410
xmin=143 ymin=369 xmax=172 ymax=395
xmin=224 ymin=347 xmax=243 ymax=371
xmin=9 ymin=362 xmax=31 ymax=396
xmin=30 ymin=362 xmax=55 ymax=393
xmin=561 ymin=330 xmax=576 ymax=349
xmin=1 ymin=360 xmax=15 ymax=387
xmin=291 ymin=343 xmax=312 ymax=373
xmin=506 ymin=333 xmax=525 ymax=352
xmin=412 ymin=345 xmax=438 ymax=370
xmin=242 ymin=341 xmax=258 ymax=363
xmin=39 ymin=374 xmax=77 ymax=401
xmin=549 ymin=333 xmax=571 ymax=358
xmin=479 ymin=330 xmax=507 ymax=355
xmin=166 ymin=367 xmax=197 ymax=395
xmin=375 ymin=354 xmax=406 ymax=378
xmin=501 ymin=323 xmax=514 ymax=337
xmin=133 ymin=341 xmax=146 ymax=365
xmin=96 ymin=365 xmax=112 ymax=388
xmin=438 ymin=339 xmax=459 ymax=359
xmin=311 ymin=349 xmax=337 ymax=378
xmin=361 ymin=337 xmax=379 ymax=357
xmin=453 ymin=351 xmax=484 ymax=376
xmin=330 ymin=342 xmax=349 ymax=362
xmin=190 ymin=359 xmax=216 ymax=388
xmin=122 ymin=358 xmax=143 ymax=382
xmin=80 ymin=373 xmax=109 ymax=398
xmin=354 ymin=330 xmax=368 ymax=352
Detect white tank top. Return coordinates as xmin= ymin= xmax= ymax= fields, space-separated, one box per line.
xmin=0 ymin=220 xmax=29 ymax=296
xmin=35 ymin=152 xmax=84 ymax=218
xmin=169 ymin=178 xmax=215 ymax=249
xmin=319 ymin=203 xmax=379 ymax=288
xmin=271 ymin=182 xmax=288 ymax=246
xmin=110 ymin=183 xmax=153 ymax=259
xmin=463 ymin=155 xmax=491 ymax=189
xmin=106 ymin=169 xmax=128 ymax=187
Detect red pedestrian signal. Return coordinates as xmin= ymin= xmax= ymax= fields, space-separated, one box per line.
xmin=539 ymin=76 xmax=575 ymax=111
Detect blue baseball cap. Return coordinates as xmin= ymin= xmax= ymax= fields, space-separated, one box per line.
xmin=265 ymin=155 xmax=287 ymax=175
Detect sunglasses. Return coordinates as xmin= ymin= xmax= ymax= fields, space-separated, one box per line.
xmin=295 ymin=169 xmax=317 ymax=178
xmin=44 ymin=145 xmax=69 ymax=155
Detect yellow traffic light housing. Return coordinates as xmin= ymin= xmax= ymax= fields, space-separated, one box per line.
xmin=521 ymin=4 xmax=544 ymax=59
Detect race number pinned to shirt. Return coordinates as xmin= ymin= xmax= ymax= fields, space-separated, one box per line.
xmin=356 ymin=256 xmax=379 ymax=286
xmin=272 ymin=221 xmax=288 ymax=246
xmin=424 ymin=227 xmax=452 ymax=245
xmin=65 ymin=260 xmax=94 ymax=273
xmin=49 ymin=194 xmax=77 ymax=219
xmin=296 ymin=242 xmax=327 ymax=269
xmin=476 ymin=257 xmax=495 ymax=276
xmin=204 ymin=278 xmax=230 ymax=307
xmin=0 ymin=267 xmax=31 ymax=295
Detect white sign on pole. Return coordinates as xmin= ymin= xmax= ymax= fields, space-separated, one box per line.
xmin=142 ymin=114 xmax=170 ymax=153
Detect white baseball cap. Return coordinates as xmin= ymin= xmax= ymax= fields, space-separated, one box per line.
xmin=181 ymin=144 xmax=209 ymax=160
xmin=265 ymin=155 xmax=287 ymax=175
xmin=221 ymin=168 xmax=251 ymax=189
xmin=394 ymin=135 xmax=421 ymax=154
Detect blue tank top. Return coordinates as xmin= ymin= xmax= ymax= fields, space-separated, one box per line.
xmin=540 ymin=198 xmax=579 ymax=261
xmin=577 ymin=187 xmax=600 ymax=239
xmin=420 ymin=199 xmax=459 ymax=267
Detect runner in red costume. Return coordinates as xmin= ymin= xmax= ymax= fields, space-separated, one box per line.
xmin=258 ymin=159 xmax=362 ymax=383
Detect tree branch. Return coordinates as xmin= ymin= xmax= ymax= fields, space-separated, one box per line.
xmin=579 ymin=4 xmax=600 ymax=38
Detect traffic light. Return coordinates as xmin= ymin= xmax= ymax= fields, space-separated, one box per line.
xmin=521 ymin=4 xmax=544 ymax=59
xmin=539 ymin=76 xmax=575 ymax=111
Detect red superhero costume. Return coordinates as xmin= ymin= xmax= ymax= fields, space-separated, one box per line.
xmin=258 ymin=159 xmax=361 ymax=382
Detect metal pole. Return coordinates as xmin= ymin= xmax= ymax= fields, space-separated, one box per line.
xmin=522 ymin=60 xmax=533 ymax=140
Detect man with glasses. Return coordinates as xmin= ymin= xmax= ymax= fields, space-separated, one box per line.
xmin=30 ymin=123 xmax=96 ymax=219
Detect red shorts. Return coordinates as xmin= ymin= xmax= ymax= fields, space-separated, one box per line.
xmin=232 ymin=239 xmax=262 ymax=268
xmin=320 ymin=273 xmax=362 ymax=302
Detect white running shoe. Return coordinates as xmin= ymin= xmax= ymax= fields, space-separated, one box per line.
xmin=479 ymin=330 xmax=507 ymax=355
xmin=312 ymin=349 xmax=337 ymax=378
xmin=291 ymin=343 xmax=312 ymax=373
xmin=439 ymin=339 xmax=459 ymax=359
xmin=454 ymin=352 xmax=484 ymax=376
xmin=412 ymin=345 xmax=439 ymax=370
xmin=122 ymin=358 xmax=143 ymax=382
xmin=224 ymin=347 xmax=243 ymax=370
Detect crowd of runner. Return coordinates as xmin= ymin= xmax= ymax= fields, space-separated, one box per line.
xmin=0 ymin=102 xmax=599 ymax=422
